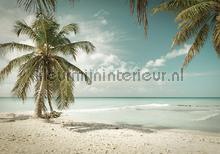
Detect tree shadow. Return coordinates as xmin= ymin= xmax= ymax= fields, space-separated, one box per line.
xmin=62 ymin=121 xmax=155 ymax=133
xmin=0 ymin=113 xmax=31 ymax=123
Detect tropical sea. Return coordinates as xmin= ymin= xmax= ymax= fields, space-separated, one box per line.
xmin=1 ymin=97 xmax=220 ymax=132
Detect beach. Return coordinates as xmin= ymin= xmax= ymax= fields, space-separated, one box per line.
xmin=0 ymin=113 xmax=220 ymax=154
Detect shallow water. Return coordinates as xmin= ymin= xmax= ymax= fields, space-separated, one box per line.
xmin=0 ymin=97 xmax=220 ymax=132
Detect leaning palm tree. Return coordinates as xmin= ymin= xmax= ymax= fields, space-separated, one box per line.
xmin=0 ymin=13 xmax=95 ymax=118
xmin=17 ymin=0 xmax=148 ymax=35
xmin=153 ymin=0 xmax=220 ymax=66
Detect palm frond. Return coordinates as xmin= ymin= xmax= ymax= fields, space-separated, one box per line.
xmin=17 ymin=0 xmax=57 ymax=13
xmin=152 ymin=0 xmax=202 ymax=14
xmin=213 ymin=16 xmax=220 ymax=55
xmin=17 ymin=0 xmax=75 ymax=13
xmin=52 ymin=41 xmax=95 ymax=59
xmin=130 ymin=0 xmax=148 ymax=35
xmin=12 ymin=56 xmax=42 ymax=100
xmin=0 ymin=52 xmax=34 ymax=82
xmin=14 ymin=20 xmax=38 ymax=40
xmin=176 ymin=1 xmax=217 ymax=22
xmin=56 ymin=77 xmax=74 ymax=110
xmin=51 ymin=23 xmax=78 ymax=46
xmin=172 ymin=12 xmax=211 ymax=46
xmin=0 ymin=42 xmax=35 ymax=55
xmin=59 ymin=23 xmax=79 ymax=35
xmin=183 ymin=24 xmax=209 ymax=67
xmin=53 ymin=56 xmax=91 ymax=84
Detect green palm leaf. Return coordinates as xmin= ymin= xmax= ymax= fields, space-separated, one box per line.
xmin=213 ymin=16 xmax=220 ymax=54
xmin=52 ymin=41 xmax=95 ymax=59
xmin=14 ymin=20 xmax=38 ymax=40
xmin=0 ymin=42 xmax=35 ymax=55
xmin=0 ymin=52 xmax=34 ymax=81
xmin=12 ymin=56 xmax=42 ymax=100
xmin=154 ymin=0 xmax=220 ymax=67
xmin=183 ymin=24 xmax=209 ymax=66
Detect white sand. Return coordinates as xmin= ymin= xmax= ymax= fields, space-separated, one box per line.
xmin=0 ymin=114 xmax=220 ymax=154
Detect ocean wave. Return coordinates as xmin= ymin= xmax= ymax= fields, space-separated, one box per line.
xmin=177 ymin=104 xmax=220 ymax=108
xmin=65 ymin=104 xmax=170 ymax=113
xmin=193 ymin=113 xmax=220 ymax=121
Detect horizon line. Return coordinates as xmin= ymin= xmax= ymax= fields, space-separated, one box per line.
xmin=0 ymin=97 xmax=220 ymax=99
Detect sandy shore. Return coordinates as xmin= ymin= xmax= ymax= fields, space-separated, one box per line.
xmin=0 ymin=113 xmax=220 ymax=154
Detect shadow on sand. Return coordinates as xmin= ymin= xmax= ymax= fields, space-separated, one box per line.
xmin=0 ymin=113 xmax=31 ymax=122
xmin=62 ymin=121 xmax=156 ymax=133
xmin=0 ymin=113 xmax=172 ymax=134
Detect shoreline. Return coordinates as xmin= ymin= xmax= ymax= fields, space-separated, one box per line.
xmin=0 ymin=113 xmax=220 ymax=154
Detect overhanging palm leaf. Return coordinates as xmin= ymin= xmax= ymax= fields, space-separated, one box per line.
xmin=130 ymin=0 xmax=148 ymax=35
xmin=183 ymin=24 xmax=209 ymax=66
xmin=213 ymin=16 xmax=220 ymax=54
xmin=152 ymin=0 xmax=202 ymax=13
xmin=153 ymin=0 xmax=220 ymax=67
xmin=17 ymin=0 xmax=57 ymax=13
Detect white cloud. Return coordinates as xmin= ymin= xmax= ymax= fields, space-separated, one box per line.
xmin=184 ymin=71 xmax=220 ymax=77
xmin=145 ymin=58 xmax=166 ymax=68
xmin=0 ymin=1 xmax=33 ymax=42
xmin=165 ymin=44 xmax=191 ymax=59
xmin=93 ymin=9 xmax=110 ymax=25
xmin=93 ymin=9 xmax=110 ymax=17
xmin=142 ymin=44 xmax=190 ymax=71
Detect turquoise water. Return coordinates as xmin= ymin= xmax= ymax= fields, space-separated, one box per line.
xmin=0 ymin=97 xmax=220 ymax=132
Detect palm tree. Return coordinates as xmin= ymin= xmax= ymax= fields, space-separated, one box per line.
xmin=0 ymin=13 xmax=95 ymax=118
xmin=153 ymin=0 xmax=220 ymax=66
xmin=17 ymin=0 xmax=148 ymax=35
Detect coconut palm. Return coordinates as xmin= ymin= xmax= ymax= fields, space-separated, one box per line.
xmin=0 ymin=13 xmax=95 ymax=118
xmin=153 ymin=0 xmax=220 ymax=66
xmin=17 ymin=0 xmax=148 ymax=34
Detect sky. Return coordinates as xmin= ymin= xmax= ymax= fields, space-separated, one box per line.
xmin=0 ymin=0 xmax=220 ymax=97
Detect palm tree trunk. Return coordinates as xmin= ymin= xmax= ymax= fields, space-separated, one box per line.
xmin=35 ymin=70 xmax=45 ymax=118
xmin=46 ymin=67 xmax=53 ymax=112
xmin=48 ymin=96 xmax=53 ymax=112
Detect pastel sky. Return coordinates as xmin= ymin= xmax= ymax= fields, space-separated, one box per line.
xmin=0 ymin=0 xmax=220 ymax=97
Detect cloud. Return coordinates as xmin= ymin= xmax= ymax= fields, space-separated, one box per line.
xmin=92 ymin=9 xmax=110 ymax=25
xmin=184 ymin=71 xmax=220 ymax=77
xmin=93 ymin=9 xmax=110 ymax=17
xmin=142 ymin=44 xmax=191 ymax=70
xmin=57 ymin=13 xmax=136 ymax=73
xmin=0 ymin=1 xmax=33 ymax=42
xmin=145 ymin=59 xmax=166 ymax=68
xmin=165 ymin=44 xmax=190 ymax=59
